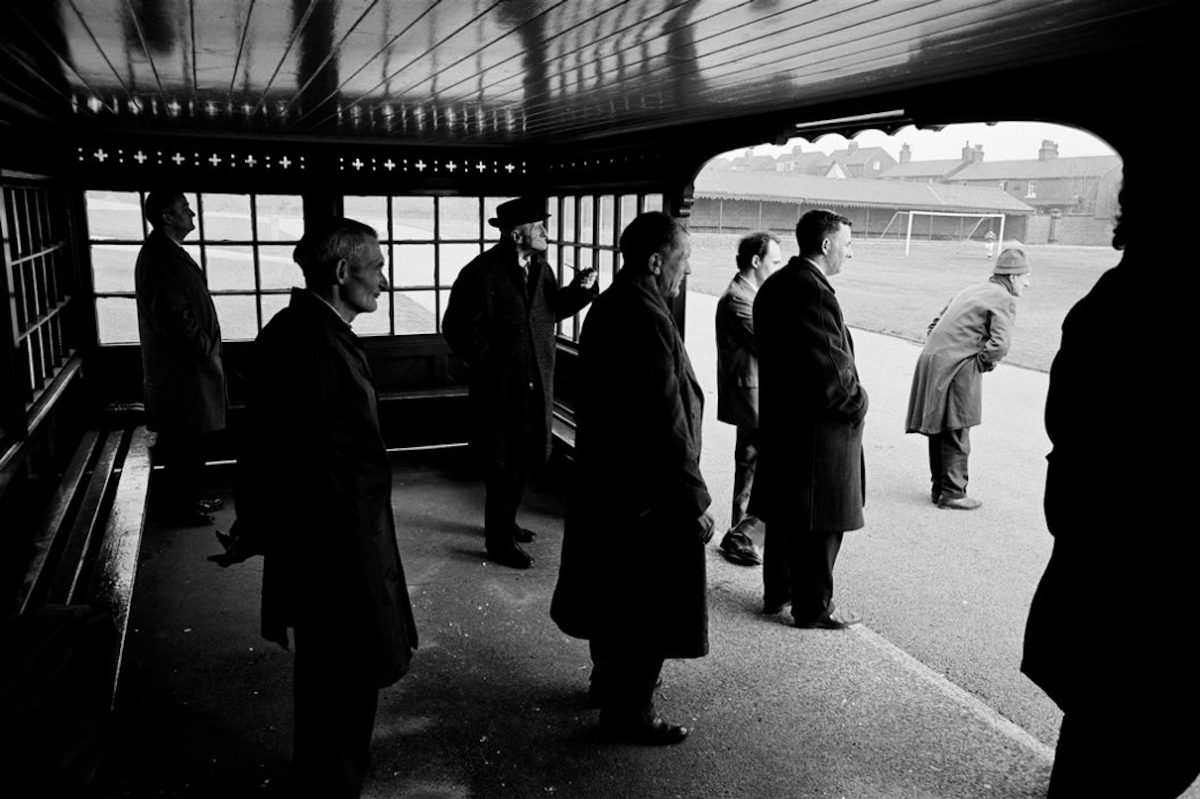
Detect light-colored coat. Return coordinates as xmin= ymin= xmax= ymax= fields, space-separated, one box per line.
xmin=134 ymin=230 xmax=226 ymax=433
xmin=715 ymin=272 xmax=759 ymax=429
xmin=905 ymin=279 xmax=1015 ymax=435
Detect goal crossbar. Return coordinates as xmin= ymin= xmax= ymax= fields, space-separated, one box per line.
xmin=896 ymin=210 xmax=1006 ymax=255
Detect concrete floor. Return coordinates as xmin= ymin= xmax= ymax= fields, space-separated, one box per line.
xmin=96 ymin=443 xmax=1056 ymax=798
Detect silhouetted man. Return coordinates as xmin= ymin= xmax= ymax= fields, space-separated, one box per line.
xmin=135 ymin=190 xmax=226 ymax=525
xmin=443 ymin=197 xmax=597 ymax=569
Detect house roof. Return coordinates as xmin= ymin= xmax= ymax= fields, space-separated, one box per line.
xmin=694 ymin=171 xmax=1033 ymax=213
xmin=953 ymin=155 xmax=1122 ymax=181
xmin=827 ymin=146 xmax=894 ymax=165
xmin=879 ymin=159 xmax=967 ymax=178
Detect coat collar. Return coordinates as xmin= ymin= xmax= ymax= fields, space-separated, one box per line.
xmin=793 ymin=256 xmax=835 ymax=293
xmin=288 ymin=287 xmax=355 ymax=334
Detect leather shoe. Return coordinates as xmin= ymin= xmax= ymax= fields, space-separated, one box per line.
xmin=196 ymin=497 xmax=224 ymax=513
xmin=601 ymin=714 xmax=688 ymax=746
xmin=486 ymin=540 xmax=534 ymax=569
xmin=794 ymin=606 xmax=862 ymax=630
xmin=719 ymin=531 xmax=762 ymax=566
xmin=514 ymin=526 xmax=538 ymax=544
xmin=763 ymin=597 xmax=790 ymax=615
xmin=937 ymin=495 xmax=982 ymax=511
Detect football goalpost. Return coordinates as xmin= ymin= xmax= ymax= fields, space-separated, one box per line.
xmin=878 ymin=211 xmax=1006 ymax=255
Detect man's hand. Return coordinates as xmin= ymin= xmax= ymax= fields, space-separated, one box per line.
xmin=576 ymin=267 xmax=598 ymax=290
xmin=696 ymin=511 xmax=716 ymax=544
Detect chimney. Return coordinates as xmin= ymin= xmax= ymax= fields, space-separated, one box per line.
xmin=847 ymin=141 xmax=859 ymax=154
xmin=900 ymin=143 xmax=911 ymax=164
xmin=1038 ymin=140 xmax=1059 ymax=161
xmin=974 ymin=143 xmax=984 ymax=162
xmin=961 ymin=141 xmax=974 ymax=162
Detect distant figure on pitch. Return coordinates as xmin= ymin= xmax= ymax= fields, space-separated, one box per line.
xmin=714 ymin=231 xmax=783 ymax=566
xmin=904 ymin=246 xmax=1032 ymax=510
xmin=984 ymin=229 xmax=997 ymax=259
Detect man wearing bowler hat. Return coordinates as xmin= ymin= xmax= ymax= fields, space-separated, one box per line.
xmin=443 ymin=196 xmax=598 ymax=568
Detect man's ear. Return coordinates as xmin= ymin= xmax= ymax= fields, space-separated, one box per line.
xmin=333 ymin=258 xmax=350 ymax=285
xmin=648 ymin=252 xmax=662 ymax=275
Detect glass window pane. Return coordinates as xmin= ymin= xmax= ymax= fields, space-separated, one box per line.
xmin=438 ymin=289 xmax=451 ymax=332
xmin=255 ymin=195 xmax=304 ymax=241
xmin=183 ymin=243 xmax=202 ymax=266
xmin=86 ymin=191 xmax=144 ymax=240
xmin=259 ymin=245 xmax=301 ymax=289
xmin=96 ymin=296 xmax=139 ymax=344
xmin=261 ymin=292 xmax=290 ymax=326
xmin=644 ymin=193 xmax=663 ymax=212
xmin=559 ymin=314 xmax=577 ymax=342
xmin=91 ymin=244 xmax=140 ymax=293
xmin=579 ymin=196 xmax=594 ymax=245
xmin=560 ymin=196 xmax=576 ymax=243
xmin=344 ymin=196 xmax=389 ymax=238
xmin=353 ymin=303 xmax=390 ymax=337
xmin=620 ymin=195 xmax=638 ymax=238
xmin=393 ymin=197 xmax=435 ymax=239
xmin=483 ymin=197 xmax=504 ymax=236
xmin=439 ymin=197 xmax=482 ymax=240
xmin=205 ymin=246 xmax=256 ymax=291
xmin=394 ymin=291 xmax=438 ymax=334
xmin=394 ymin=244 xmax=435 ymax=287
xmin=213 ymin=294 xmax=258 ymax=340
xmin=200 ymin=194 xmax=252 ymax=240
xmin=439 ymin=243 xmax=481 ymax=288
xmin=599 ymin=195 xmax=616 ymax=245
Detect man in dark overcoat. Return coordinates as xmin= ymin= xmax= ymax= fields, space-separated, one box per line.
xmin=1022 ymin=172 xmax=1199 ymax=797
xmin=135 ymin=190 xmax=226 ymax=525
xmin=714 ymin=231 xmax=783 ymax=566
xmin=751 ymin=209 xmax=867 ymax=630
xmin=442 ymin=196 xmax=597 ymax=569
xmin=551 ymin=211 xmax=713 ymax=746
xmin=905 ymin=247 xmax=1032 ymax=510
xmin=228 ymin=218 xmax=418 ymax=798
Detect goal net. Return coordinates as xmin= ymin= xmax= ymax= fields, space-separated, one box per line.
xmin=878 ymin=211 xmax=1006 ymax=256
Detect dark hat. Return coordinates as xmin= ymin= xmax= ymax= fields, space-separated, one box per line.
xmin=993 ymin=245 xmax=1031 ymax=275
xmin=489 ymin=197 xmax=550 ymax=229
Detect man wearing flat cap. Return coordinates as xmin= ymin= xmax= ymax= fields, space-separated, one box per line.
xmin=905 ymin=245 xmax=1032 ymax=510
xmin=443 ymin=196 xmax=598 ymax=568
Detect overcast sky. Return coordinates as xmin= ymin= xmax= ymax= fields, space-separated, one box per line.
xmin=729 ymin=121 xmax=1117 ymax=164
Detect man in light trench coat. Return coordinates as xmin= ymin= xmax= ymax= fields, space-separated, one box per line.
xmin=905 ymin=246 xmax=1032 ymax=510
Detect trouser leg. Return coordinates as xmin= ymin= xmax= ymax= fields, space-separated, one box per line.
xmin=730 ymin=425 xmax=759 ymax=530
xmin=762 ymin=521 xmax=791 ymax=609
xmin=790 ymin=529 xmax=844 ymax=623
xmin=935 ymin=428 xmax=971 ymax=499
xmin=591 ymin=637 xmax=663 ymax=721
xmin=292 ymin=626 xmax=380 ymax=799
xmin=927 ymin=434 xmax=942 ymax=501
xmin=484 ymin=464 xmax=528 ymax=543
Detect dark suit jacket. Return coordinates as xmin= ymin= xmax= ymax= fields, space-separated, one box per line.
xmin=715 ymin=272 xmax=759 ymax=429
xmin=551 ymin=270 xmax=710 ymax=659
xmin=750 ymin=257 xmax=867 ymax=531
xmin=234 ymin=289 xmax=417 ymax=687
xmin=442 ymin=241 xmax=595 ymax=471
xmin=135 ymin=230 xmax=226 ymax=433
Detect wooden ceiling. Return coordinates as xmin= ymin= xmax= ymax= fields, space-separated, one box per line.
xmin=1 ymin=0 xmax=1182 ymax=151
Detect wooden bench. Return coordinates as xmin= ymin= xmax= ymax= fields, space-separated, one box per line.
xmin=14 ymin=425 xmax=152 ymax=705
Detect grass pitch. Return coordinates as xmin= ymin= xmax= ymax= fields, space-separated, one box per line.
xmin=688 ymin=234 xmax=1120 ymax=373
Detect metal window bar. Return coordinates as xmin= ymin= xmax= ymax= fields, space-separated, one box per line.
xmin=250 ymin=194 xmax=263 ymax=332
